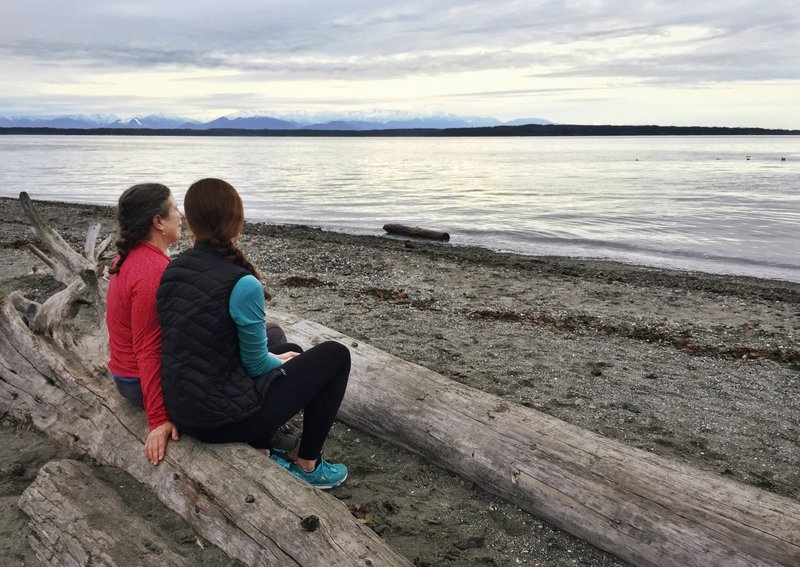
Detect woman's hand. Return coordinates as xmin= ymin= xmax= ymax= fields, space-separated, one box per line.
xmin=144 ymin=421 xmax=180 ymax=466
xmin=275 ymin=351 xmax=301 ymax=364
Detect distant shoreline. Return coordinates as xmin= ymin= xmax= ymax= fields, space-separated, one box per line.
xmin=3 ymin=195 xmax=798 ymax=284
xmin=2 ymin=124 xmax=799 ymax=137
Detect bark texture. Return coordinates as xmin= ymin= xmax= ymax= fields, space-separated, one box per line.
xmin=19 ymin=459 xmax=191 ymax=567
xmin=270 ymin=310 xmax=800 ymax=567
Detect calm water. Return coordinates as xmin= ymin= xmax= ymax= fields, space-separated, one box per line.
xmin=1 ymin=135 xmax=798 ymax=282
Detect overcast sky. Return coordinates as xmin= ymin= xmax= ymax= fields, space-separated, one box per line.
xmin=2 ymin=0 xmax=799 ymax=127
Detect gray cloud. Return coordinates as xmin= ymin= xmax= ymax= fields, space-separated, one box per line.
xmin=1 ymin=0 xmax=798 ymax=125
xmin=0 ymin=41 xmax=224 ymax=69
xmin=3 ymin=0 xmax=798 ymax=81
xmin=434 ymin=87 xmax=600 ymax=99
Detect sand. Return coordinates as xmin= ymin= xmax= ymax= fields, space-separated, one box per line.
xmin=1 ymin=196 xmax=798 ymax=566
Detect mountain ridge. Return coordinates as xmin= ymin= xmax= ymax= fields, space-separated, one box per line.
xmin=0 ymin=112 xmax=552 ymax=131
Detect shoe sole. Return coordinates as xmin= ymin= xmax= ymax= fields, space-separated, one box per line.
xmin=291 ymin=470 xmax=348 ymax=490
xmin=315 ymin=471 xmax=348 ymax=490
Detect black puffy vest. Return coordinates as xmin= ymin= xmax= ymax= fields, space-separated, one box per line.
xmin=157 ymin=242 xmax=263 ymax=428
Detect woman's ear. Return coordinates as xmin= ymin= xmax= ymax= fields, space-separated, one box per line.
xmin=152 ymin=214 xmax=165 ymax=233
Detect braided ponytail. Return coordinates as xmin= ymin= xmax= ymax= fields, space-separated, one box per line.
xmin=185 ymin=178 xmax=272 ymax=301
xmin=207 ymin=237 xmax=272 ymax=300
xmin=110 ymin=183 xmax=171 ymax=275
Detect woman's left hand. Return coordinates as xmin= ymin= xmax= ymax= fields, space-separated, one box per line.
xmin=144 ymin=421 xmax=180 ymax=465
xmin=276 ymin=351 xmax=301 ymax=363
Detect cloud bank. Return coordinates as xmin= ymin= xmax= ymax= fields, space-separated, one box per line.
xmin=1 ymin=1 xmax=798 ymax=127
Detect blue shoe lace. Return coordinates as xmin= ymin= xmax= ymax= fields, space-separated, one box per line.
xmin=289 ymin=459 xmax=348 ymax=489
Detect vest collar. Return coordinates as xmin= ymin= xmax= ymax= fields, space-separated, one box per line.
xmin=193 ymin=240 xmax=224 ymax=255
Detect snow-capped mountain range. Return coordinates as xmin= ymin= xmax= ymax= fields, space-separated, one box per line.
xmin=0 ymin=111 xmax=551 ymax=130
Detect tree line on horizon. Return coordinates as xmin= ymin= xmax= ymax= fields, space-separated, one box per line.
xmin=1 ymin=124 xmax=798 ymax=136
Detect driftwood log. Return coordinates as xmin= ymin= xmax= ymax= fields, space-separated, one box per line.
xmin=19 ymin=459 xmax=191 ymax=567
xmin=383 ymin=223 xmax=450 ymax=241
xmin=0 ymin=297 xmax=410 ymax=567
xmin=269 ymin=310 xmax=800 ymax=567
xmin=12 ymin=191 xmax=109 ymax=355
xmin=18 ymin=191 xmax=101 ymax=284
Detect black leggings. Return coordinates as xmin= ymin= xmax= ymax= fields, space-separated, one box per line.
xmin=180 ymin=340 xmax=350 ymax=461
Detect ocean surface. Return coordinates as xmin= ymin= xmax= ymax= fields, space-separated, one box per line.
xmin=0 ymin=134 xmax=798 ymax=282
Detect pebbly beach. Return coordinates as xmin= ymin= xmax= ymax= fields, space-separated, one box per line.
xmin=1 ymin=196 xmax=798 ymax=566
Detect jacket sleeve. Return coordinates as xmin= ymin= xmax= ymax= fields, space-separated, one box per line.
xmin=229 ymin=275 xmax=282 ymax=377
xmin=130 ymin=269 xmax=170 ymax=429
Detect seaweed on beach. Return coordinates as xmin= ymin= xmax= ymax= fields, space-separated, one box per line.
xmin=280 ymin=275 xmax=328 ymax=287
xmin=466 ymin=308 xmax=800 ymax=369
xmin=366 ymin=288 xmax=408 ymax=301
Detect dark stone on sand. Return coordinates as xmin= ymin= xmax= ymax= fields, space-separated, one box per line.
xmin=455 ymin=536 xmax=485 ymax=550
xmin=382 ymin=499 xmax=399 ymax=514
xmin=624 ymin=403 xmax=641 ymax=414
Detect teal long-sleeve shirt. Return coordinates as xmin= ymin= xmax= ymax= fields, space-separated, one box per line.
xmin=229 ymin=275 xmax=282 ymax=376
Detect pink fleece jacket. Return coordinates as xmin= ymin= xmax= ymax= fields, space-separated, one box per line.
xmin=106 ymin=242 xmax=170 ymax=429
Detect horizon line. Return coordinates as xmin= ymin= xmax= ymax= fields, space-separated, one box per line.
xmin=2 ymin=123 xmax=799 ymax=136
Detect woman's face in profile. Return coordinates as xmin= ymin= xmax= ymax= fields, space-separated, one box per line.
xmin=162 ymin=196 xmax=184 ymax=245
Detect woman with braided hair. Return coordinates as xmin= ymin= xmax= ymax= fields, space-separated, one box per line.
xmin=107 ymin=182 xmax=295 ymax=469
xmin=107 ymin=183 xmax=294 ymax=467
xmin=157 ymin=178 xmax=349 ymax=489
xmin=106 ymin=183 xmax=183 ymax=466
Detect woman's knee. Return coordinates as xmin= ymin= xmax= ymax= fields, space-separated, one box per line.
xmin=319 ymin=340 xmax=350 ymax=364
xmin=266 ymin=322 xmax=287 ymax=346
xmin=307 ymin=340 xmax=350 ymax=375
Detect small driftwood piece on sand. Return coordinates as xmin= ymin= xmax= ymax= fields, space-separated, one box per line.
xmin=383 ymin=223 xmax=450 ymax=241
xmin=19 ymin=459 xmax=191 ymax=567
xmin=0 ymin=298 xmax=409 ymax=566
xmin=269 ymin=310 xmax=800 ymax=567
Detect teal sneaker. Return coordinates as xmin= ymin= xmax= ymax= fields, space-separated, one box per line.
xmin=270 ymin=448 xmax=293 ymax=461
xmin=289 ymin=459 xmax=348 ymax=489
xmin=268 ymin=453 xmax=292 ymax=469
